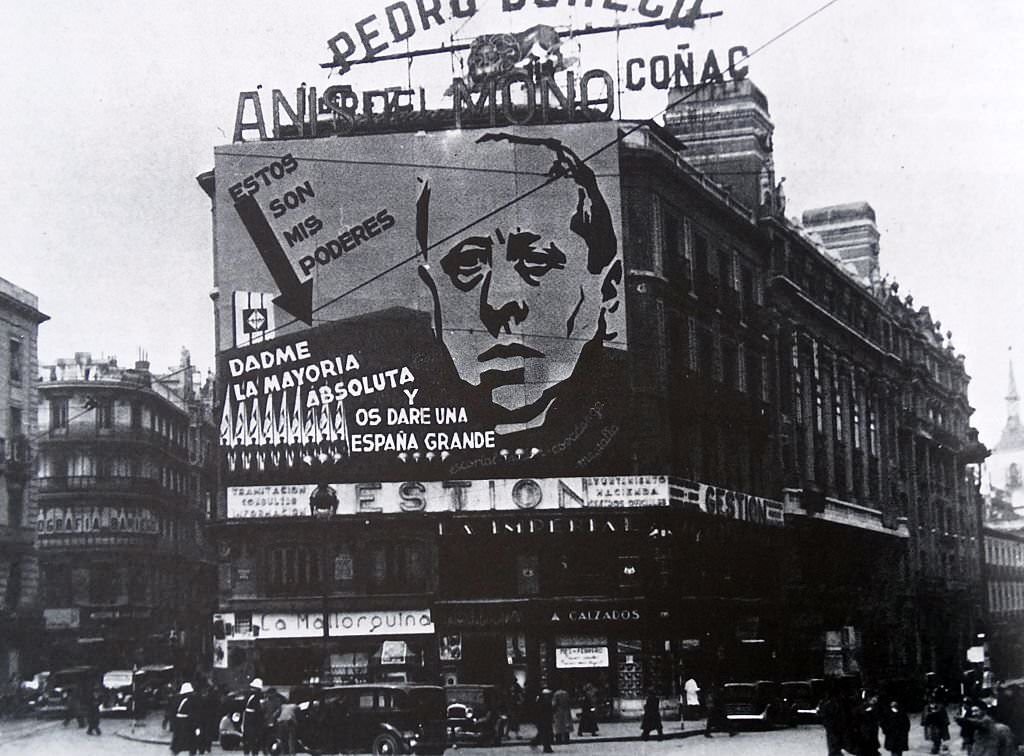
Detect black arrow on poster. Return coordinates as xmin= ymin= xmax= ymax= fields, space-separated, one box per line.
xmin=234 ymin=194 xmax=313 ymax=325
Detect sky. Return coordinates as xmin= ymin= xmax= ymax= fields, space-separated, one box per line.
xmin=1 ymin=0 xmax=1022 ymax=449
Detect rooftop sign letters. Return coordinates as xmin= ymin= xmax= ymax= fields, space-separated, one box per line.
xmin=232 ymin=2 xmax=746 ymax=141
xmin=325 ymin=1 xmax=717 ymax=75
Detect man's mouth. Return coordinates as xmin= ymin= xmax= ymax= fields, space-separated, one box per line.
xmin=477 ymin=343 xmax=545 ymax=362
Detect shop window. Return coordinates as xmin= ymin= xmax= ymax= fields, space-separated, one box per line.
xmin=44 ymin=564 xmax=72 ymax=606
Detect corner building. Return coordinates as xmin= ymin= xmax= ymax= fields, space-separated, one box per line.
xmin=203 ymin=78 xmax=983 ymax=712
xmin=35 ymin=351 xmax=217 ymax=670
xmin=0 ymin=277 xmax=47 ymax=685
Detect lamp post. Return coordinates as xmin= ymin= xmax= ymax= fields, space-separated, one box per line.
xmin=309 ymin=483 xmax=338 ymax=685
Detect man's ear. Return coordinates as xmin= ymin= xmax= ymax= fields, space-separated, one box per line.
xmin=601 ymin=259 xmax=622 ymax=305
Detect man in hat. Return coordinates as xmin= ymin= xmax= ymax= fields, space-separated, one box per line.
xmin=171 ymin=682 xmax=198 ymax=756
xmin=241 ymin=677 xmax=265 ymax=756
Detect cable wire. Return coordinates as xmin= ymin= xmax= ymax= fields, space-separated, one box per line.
xmin=245 ymin=0 xmax=845 ymax=335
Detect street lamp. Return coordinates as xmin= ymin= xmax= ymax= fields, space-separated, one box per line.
xmin=309 ymin=483 xmax=338 ymax=685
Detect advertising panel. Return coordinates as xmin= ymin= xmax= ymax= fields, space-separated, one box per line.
xmin=214 ymin=123 xmax=628 ymax=486
xmin=555 ymin=646 xmax=609 ymax=669
xmin=247 ymin=609 xmax=435 ymax=639
xmin=226 ymin=475 xmax=669 ymax=518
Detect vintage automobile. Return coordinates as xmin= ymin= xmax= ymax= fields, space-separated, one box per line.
xmin=32 ymin=666 xmax=99 ymax=716
xmin=98 ymin=669 xmax=136 ymax=715
xmin=295 ymin=683 xmax=448 ymax=755
xmin=445 ymin=684 xmax=508 ymax=746
xmin=135 ymin=664 xmax=175 ymax=713
xmin=722 ymin=681 xmax=794 ymax=729
xmin=780 ymin=679 xmax=820 ymax=723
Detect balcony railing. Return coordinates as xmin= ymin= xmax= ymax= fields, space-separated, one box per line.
xmin=43 ymin=425 xmax=188 ymax=455
xmin=38 ymin=475 xmax=162 ymax=495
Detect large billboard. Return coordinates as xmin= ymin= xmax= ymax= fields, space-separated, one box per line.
xmin=214 ymin=123 xmax=629 ymax=486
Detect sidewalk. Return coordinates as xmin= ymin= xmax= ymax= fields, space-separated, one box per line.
xmin=116 ymin=712 xmax=710 ymax=748
xmin=0 ymin=716 xmax=62 ymax=744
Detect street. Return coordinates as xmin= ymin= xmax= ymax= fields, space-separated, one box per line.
xmin=0 ymin=718 xmax=971 ymax=756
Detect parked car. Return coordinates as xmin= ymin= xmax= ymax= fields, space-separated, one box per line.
xmin=445 ymin=684 xmax=508 ymax=746
xmin=722 ymin=681 xmax=793 ymax=729
xmin=32 ymin=666 xmax=99 ymax=716
xmin=99 ymin=670 xmax=136 ymax=715
xmin=780 ymin=680 xmax=819 ymax=723
xmin=295 ymin=683 xmax=447 ymax=755
xmin=135 ymin=664 xmax=175 ymax=712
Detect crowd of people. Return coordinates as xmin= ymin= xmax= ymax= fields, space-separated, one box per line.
xmin=818 ymin=679 xmax=1024 ymax=756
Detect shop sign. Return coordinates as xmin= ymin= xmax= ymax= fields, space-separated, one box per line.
xmin=227 ymin=476 xmax=669 ymax=519
xmin=37 ymin=505 xmax=158 ymax=535
xmin=551 ymin=606 xmax=641 ymax=623
xmin=555 ymin=646 xmax=609 ymax=669
xmin=44 ymin=607 xmax=80 ymax=630
xmin=675 ymin=479 xmax=785 ymax=527
xmin=442 ymin=512 xmax=639 ymax=536
xmin=251 ymin=609 xmax=434 ymax=639
xmin=435 ymin=605 xmax=524 ymax=628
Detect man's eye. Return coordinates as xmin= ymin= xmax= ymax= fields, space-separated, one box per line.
xmin=515 ymin=244 xmax=566 ymax=283
xmin=441 ymin=244 xmax=489 ymax=291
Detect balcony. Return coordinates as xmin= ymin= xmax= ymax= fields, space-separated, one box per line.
xmin=42 ymin=425 xmax=188 ymax=458
xmin=38 ymin=475 xmax=161 ymax=495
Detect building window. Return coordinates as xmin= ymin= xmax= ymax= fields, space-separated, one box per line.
xmin=812 ymin=341 xmax=824 ymax=434
xmin=4 ymin=561 xmax=22 ymax=609
xmin=95 ymin=399 xmax=114 ymax=430
xmin=7 ymin=486 xmax=23 ymax=528
xmin=792 ymin=341 xmax=804 ymax=425
xmin=8 ymin=338 xmax=23 ymax=384
xmin=269 ymin=545 xmax=322 ymax=592
xmin=50 ymin=399 xmax=69 ymax=431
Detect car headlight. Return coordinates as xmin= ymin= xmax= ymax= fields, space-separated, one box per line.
xmin=232 ymin=712 xmax=241 ymax=723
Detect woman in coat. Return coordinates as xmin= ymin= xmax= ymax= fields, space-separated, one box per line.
xmin=881 ymin=700 xmax=910 ymax=756
xmin=551 ymin=687 xmax=572 ymax=744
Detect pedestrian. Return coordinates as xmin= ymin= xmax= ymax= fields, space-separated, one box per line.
xmin=170 ymin=682 xmax=198 ymax=756
xmin=63 ymin=682 xmax=86 ymax=728
xmin=880 ymin=700 xmax=910 ymax=756
xmin=955 ymin=697 xmax=977 ymax=755
xmin=819 ymin=684 xmax=845 ymax=756
xmin=530 ymin=687 xmax=554 ymax=753
xmin=508 ymin=680 xmax=525 ymax=739
xmin=703 ymin=685 xmax=736 ymax=738
xmin=966 ymin=702 xmax=1016 ymax=756
xmin=85 ymin=683 xmax=101 ymax=735
xmin=683 ymin=676 xmax=701 ymax=723
xmin=275 ymin=697 xmax=298 ymax=756
xmin=854 ymin=692 xmax=881 ymax=756
xmin=923 ymin=699 xmax=951 ymax=755
xmin=641 ymin=688 xmax=663 ymax=741
xmin=552 ymin=685 xmax=572 ymax=744
xmin=576 ymin=688 xmax=598 ymax=737
xmin=241 ymin=677 xmax=265 ymax=756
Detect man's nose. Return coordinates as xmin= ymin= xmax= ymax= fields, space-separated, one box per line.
xmin=479 ymin=266 xmax=529 ymax=338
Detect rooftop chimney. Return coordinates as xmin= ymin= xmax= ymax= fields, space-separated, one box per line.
xmin=801 ymin=202 xmax=880 ymax=285
xmin=664 ymin=79 xmax=777 ymax=213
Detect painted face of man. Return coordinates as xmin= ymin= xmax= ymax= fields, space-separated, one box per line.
xmin=419 ymin=135 xmax=618 ymax=420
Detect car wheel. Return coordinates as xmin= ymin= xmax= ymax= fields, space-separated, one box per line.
xmin=372 ymin=733 xmax=401 ymax=755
